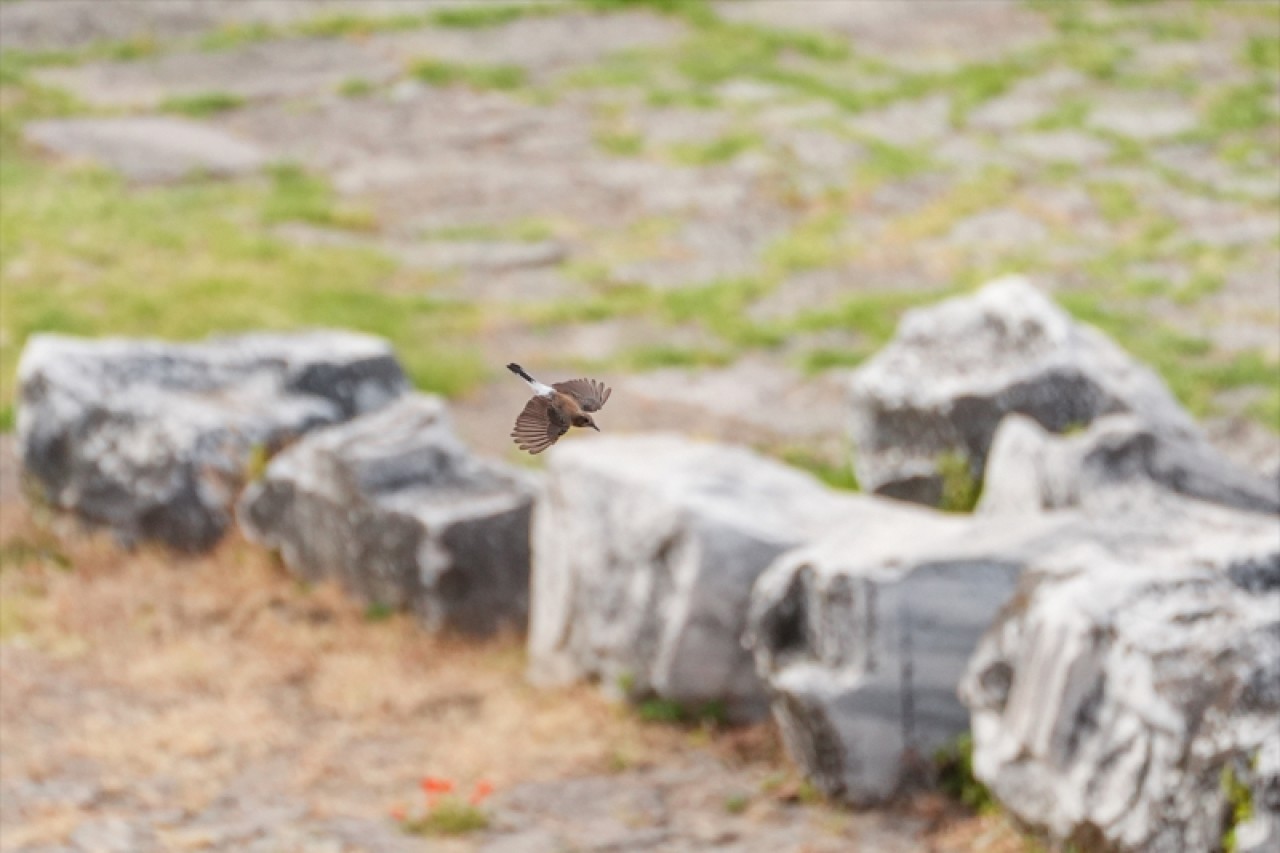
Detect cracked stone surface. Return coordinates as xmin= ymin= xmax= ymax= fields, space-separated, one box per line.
xmin=24 ymin=117 xmax=266 ymax=183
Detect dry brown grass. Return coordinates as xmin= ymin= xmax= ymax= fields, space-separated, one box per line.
xmin=0 ymin=502 xmax=703 ymax=798
xmin=0 ymin=491 xmax=1030 ymax=851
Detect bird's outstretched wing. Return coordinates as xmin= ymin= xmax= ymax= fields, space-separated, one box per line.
xmin=511 ymin=395 xmax=569 ymax=454
xmin=552 ymin=378 xmax=612 ymax=412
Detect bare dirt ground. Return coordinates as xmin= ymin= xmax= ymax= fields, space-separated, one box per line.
xmin=0 ymin=436 xmax=1023 ymax=853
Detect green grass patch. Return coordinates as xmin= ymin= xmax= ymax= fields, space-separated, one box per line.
xmin=792 ymin=290 xmax=951 ymax=347
xmin=1087 ymin=181 xmax=1140 ymax=225
xmin=779 ymin=447 xmax=859 ymax=491
xmin=296 ymin=12 xmax=433 ymax=38
xmin=1243 ymin=34 xmax=1280 ymax=73
xmin=1221 ymin=762 xmax=1255 ymax=853
xmin=403 ymin=798 xmax=489 ymax=835
xmin=0 ymin=47 xmax=85 ymax=86
xmin=158 ymin=91 xmax=245 ymax=117
xmin=410 ymin=58 xmax=527 ymax=91
xmin=0 ymin=143 xmax=486 ymax=403
xmin=1057 ymin=291 xmax=1278 ymax=420
xmin=432 ymin=3 xmax=561 ymax=28
xmin=526 ymin=281 xmax=655 ymax=325
xmin=947 ymin=59 xmax=1025 ymax=124
xmin=659 ymin=278 xmax=784 ymax=348
xmin=937 ymin=451 xmax=982 ymax=513
xmin=858 ymin=139 xmax=936 ymax=182
xmin=613 ymin=343 xmax=733 ymax=370
xmin=561 ymin=50 xmax=657 ymax=90
xmin=887 ymin=167 xmax=1018 ymax=241
xmin=755 ymin=65 xmax=869 ymax=112
xmin=1203 ymin=82 xmax=1276 ymax=134
xmin=668 ymin=131 xmax=762 ymax=166
xmin=1248 ymin=387 xmax=1280 ymax=434
xmin=263 ymin=164 xmax=377 ymax=231
xmin=1170 ymin=271 xmax=1224 ymax=305
xmin=97 ymin=36 xmax=160 ymax=61
xmin=1055 ymin=37 xmax=1132 ymax=81
xmin=795 ymin=346 xmax=870 ymax=375
xmin=580 ymin=0 xmax=717 ymax=24
xmin=594 ymin=127 xmax=645 ymax=157
xmin=763 ymin=211 xmax=848 ymax=274
xmin=422 ymin=218 xmax=559 ymax=242
xmin=0 ymin=533 xmax=72 ymax=572
xmin=723 ymin=793 xmax=750 ymax=815
xmin=637 ymin=697 xmax=728 ymax=726
xmin=1033 ymin=97 xmax=1090 ymax=131
xmin=363 ymin=602 xmax=396 ymax=622
xmin=935 ymin=733 xmax=996 ymax=813
xmin=198 ymin=21 xmax=279 ymax=51
xmin=645 ymin=87 xmax=721 ymax=109
xmin=337 ymin=77 xmax=376 ymax=97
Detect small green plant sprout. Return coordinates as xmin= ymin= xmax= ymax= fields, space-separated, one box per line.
xmin=937 ymin=450 xmax=982 ymax=513
xmin=338 ymin=77 xmax=375 ymax=97
xmin=159 ymin=91 xmax=245 ymax=117
xmin=723 ymin=792 xmax=750 ymax=814
xmin=637 ymin=697 xmax=729 ymax=727
xmin=397 ymin=776 xmax=494 ymax=836
xmin=363 ymin=602 xmax=395 ymax=623
xmin=934 ymin=732 xmax=995 ymax=813
xmin=410 ymin=58 xmax=526 ymax=91
xmin=1221 ymin=761 xmax=1255 ymax=853
xmin=244 ymin=443 xmax=270 ymax=482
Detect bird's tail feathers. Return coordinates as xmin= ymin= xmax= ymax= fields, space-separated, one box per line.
xmin=507 ymin=362 xmax=535 ymax=383
xmin=508 ymin=362 xmax=553 ymax=396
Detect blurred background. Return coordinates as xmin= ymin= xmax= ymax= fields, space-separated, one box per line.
xmin=1 ymin=1 xmax=1277 ymax=851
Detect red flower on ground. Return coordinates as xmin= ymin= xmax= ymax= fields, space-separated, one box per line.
xmin=420 ymin=776 xmax=454 ymax=794
xmin=470 ymin=780 xmax=495 ymax=805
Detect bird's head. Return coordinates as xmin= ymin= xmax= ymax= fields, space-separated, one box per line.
xmin=573 ymin=414 xmax=600 ymax=431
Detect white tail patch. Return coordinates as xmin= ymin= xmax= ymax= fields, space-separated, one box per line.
xmin=508 ymin=362 xmax=554 ymax=397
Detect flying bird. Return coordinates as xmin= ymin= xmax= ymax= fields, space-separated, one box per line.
xmin=507 ymin=363 xmax=611 ymax=454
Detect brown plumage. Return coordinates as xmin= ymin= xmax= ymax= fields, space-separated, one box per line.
xmin=507 ymin=363 xmax=611 ymax=454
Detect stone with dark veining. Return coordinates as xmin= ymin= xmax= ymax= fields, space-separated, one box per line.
xmin=746 ymin=506 xmax=1077 ymax=805
xmin=847 ymin=276 xmax=1200 ymax=505
xmin=961 ymin=493 xmax=1280 ymax=853
xmin=979 ymin=413 xmax=1280 ymax=516
xmin=527 ymin=434 xmax=895 ymax=721
xmin=238 ymin=393 xmax=535 ymax=636
xmin=18 ymin=331 xmax=407 ymax=551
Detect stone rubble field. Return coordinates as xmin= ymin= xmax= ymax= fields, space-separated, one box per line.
xmin=2 ymin=1 xmax=1279 ymax=852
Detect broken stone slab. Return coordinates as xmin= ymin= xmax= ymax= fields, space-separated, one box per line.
xmin=745 ymin=508 xmax=1079 ymax=805
xmin=0 ymin=0 xmax=449 ymax=51
xmin=238 ymin=394 xmax=536 ymax=636
xmin=960 ymin=495 xmax=1280 ymax=853
xmin=220 ymin=84 xmax=758 ymax=231
xmin=712 ymin=0 xmax=1051 ymax=73
xmin=1008 ymin=130 xmax=1112 ymax=166
xmin=379 ymin=9 xmax=687 ymax=82
xmin=24 ymin=117 xmax=265 ymax=184
xmin=848 ymin=276 xmax=1200 ymax=506
xmin=527 ymin=434 xmax=915 ymax=722
xmin=978 ymin=413 xmax=1280 ymax=516
xmin=34 ymin=38 xmax=402 ymax=109
xmin=270 ymin=224 xmax=568 ymax=274
xmin=17 ymin=330 xmax=407 ymax=551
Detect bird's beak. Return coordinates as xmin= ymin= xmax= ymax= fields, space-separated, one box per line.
xmin=591 ymin=423 xmax=600 ymax=431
